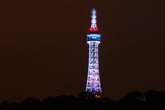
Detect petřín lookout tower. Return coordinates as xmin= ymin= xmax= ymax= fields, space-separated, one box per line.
xmin=85 ymin=8 xmax=102 ymax=97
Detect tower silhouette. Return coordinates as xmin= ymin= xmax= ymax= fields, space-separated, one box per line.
xmin=85 ymin=8 xmax=102 ymax=95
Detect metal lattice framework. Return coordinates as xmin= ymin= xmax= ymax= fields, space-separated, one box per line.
xmin=85 ymin=8 xmax=102 ymax=94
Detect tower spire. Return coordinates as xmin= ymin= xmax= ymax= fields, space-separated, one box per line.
xmin=89 ymin=8 xmax=99 ymax=33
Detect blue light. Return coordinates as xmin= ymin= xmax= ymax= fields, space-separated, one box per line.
xmin=87 ymin=34 xmax=101 ymax=41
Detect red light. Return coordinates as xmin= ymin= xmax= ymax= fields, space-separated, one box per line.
xmin=89 ymin=27 xmax=99 ymax=33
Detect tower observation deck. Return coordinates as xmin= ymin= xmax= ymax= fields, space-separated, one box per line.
xmin=85 ymin=8 xmax=102 ymax=95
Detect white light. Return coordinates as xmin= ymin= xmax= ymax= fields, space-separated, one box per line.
xmin=91 ymin=8 xmax=97 ymax=28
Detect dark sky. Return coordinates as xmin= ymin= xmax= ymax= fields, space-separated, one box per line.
xmin=0 ymin=0 xmax=165 ymax=101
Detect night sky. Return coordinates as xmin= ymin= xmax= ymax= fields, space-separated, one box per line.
xmin=0 ymin=0 xmax=165 ymax=101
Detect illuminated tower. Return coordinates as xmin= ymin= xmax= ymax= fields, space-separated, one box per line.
xmin=85 ymin=8 xmax=102 ymax=95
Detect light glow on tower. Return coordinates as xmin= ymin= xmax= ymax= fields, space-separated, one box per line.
xmin=86 ymin=8 xmax=102 ymax=95
xmin=89 ymin=8 xmax=99 ymax=33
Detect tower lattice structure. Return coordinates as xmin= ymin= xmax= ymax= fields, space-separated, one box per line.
xmin=85 ymin=8 xmax=102 ymax=94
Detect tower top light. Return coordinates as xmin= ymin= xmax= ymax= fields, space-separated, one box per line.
xmin=89 ymin=8 xmax=99 ymax=33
